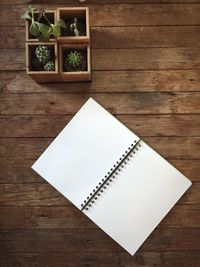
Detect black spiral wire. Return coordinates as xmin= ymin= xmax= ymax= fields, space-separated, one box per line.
xmin=81 ymin=139 xmax=142 ymax=211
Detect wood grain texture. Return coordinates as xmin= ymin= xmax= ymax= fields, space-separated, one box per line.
xmin=1 ymin=47 xmax=200 ymax=71
xmin=0 ymin=228 xmax=200 ymax=252
xmin=1 ymin=114 xmax=200 ymax=137
xmin=1 ymin=251 xmax=200 ymax=267
xmin=0 ymin=1 xmax=199 ymax=266
xmin=2 ymin=0 xmax=200 ymax=3
xmin=0 ymin=205 xmax=199 ymax=229
xmin=2 ymin=26 xmax=200 ymax=49
xmin=1 ymin=157 xmax=199 ymax=183
xmin=2 ymin=4 xmax=200 ymax=26
xmin=0 ymin=182 xmax=198 ymax=206
xmin=3 ymin=70 xmax=200 ymax=92
xmin=1 ymin=137 xmax=200 ymax=159
xmin=1 ymin=92 xmax=200 ymax=114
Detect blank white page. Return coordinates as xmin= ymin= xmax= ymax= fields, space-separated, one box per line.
xmin=32 ymin=98 xmax=139 ymax=209
xmin=84 ymin=141 xmax=192 ymax=255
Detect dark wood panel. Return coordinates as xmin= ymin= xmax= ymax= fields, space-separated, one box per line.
xmin=1 ymin=251 xmax=200 ymax=267
xmin=1 ymin=47 xmax=200 ymax=71
xmin=1 ymin=93 xmax=200 ymax=114
xmin=0 ymin=1 xmax=198 ymax=264
xmin=0 ymin=182 xmax=198 ymax=206
xmin=0 ymin=72 xmax=17 ymax=91
xmin=0 ymin=48 xmax=25 ymax=70
xmin=2 ymin=0 xmax=200 ymax=4
xmin=0 ymin=205 xmax=199 ymax=229
xmin=92 ymin=26 xmax=200 ymax=48
xmin=2 ymin=26 xmax=200 ymax=50
xmin=1 ymin=137 xmax=200 ymax=159
xmin=4 ymin=70 xmax=200 ymax=93
xmin=1 ymin=158 xmax=199 ymax=183
xmin=0 ymin=228 xmax=199 ymax=252
xmin=28 ymin=46 xmax=200 ymax=70
xmin=1 ymin=4 xmax=200 ymax=26
xmin=1 ymin=114 xmax=200 ymax=137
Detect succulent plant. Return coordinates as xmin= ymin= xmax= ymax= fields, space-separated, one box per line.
xmin=65 ymin=51 xmax=82 ymax=70
xmin=35 ymin=45 xmax=50 ymax=64
xmin=44 ymin=61 xmax=55 ymax=71
xmin=21 ymin=5 xmax=67 ymax=41
xmin=70 ymin=17 xmax=79 ymax=36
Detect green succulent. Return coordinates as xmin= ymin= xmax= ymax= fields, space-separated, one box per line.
xmin=66 ymin=51 xmax=82 ymax=70
xmin=35 ymin=45 xmax=50 ymax=64
xmin=44 ymin=61 xmax=55 ymax=71
xmin=21 ymin=5 xmax=67 ymax=41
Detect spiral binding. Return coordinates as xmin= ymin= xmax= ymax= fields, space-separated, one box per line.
xmin=81 ymin=139 xmax=142 ymax=211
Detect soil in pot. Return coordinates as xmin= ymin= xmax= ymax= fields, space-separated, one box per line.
xmin=63 ymin=48 xmax=87 ymax=72
xmin=29 ymin=45 xmax=55 ymax=71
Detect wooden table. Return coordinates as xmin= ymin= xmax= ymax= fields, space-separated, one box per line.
xmin=0 ymin=1 xmax=200 ymax=266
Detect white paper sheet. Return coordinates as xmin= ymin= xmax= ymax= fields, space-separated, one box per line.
xmin=32 ymin=97 xmax=192 ymax=255
xmin=83 ymin=141 xmax=191 ymax=255
xmin=32 ymin=98 xmax=139 ymax=209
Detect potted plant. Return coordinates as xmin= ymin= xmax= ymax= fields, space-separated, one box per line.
xmin=21 ymin=5 xmax=67 ymax=42
xmin=26 ymin=42 xmax=61 ymax=82
xmin=59 ymin=44 xmax=91 ymax=81
xmin=57 ymin=7 xmax=90 ymax=43
xmin=22 ymin=5 xmax=92 ymax=83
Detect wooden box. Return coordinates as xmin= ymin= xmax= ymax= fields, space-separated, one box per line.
xmin=26 ymin=10 xmax=57 ymax=42
xmin=59 ymin=43 xmax=91 ymax=82
xmin=26 ymin=42 xmax=61 ymax=82
xmin=57 ymin=7 xmax=90 ymax=44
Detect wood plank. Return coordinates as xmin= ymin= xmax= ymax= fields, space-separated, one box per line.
xmin=0 ymin=1 xmax=199 ymax=265
xmin=5 ymin=70 xmax=200 ymax=93
xmin=2 ymin=0 xmax=200 ymax=4
xmin=0 ymin=72 xmax=17 ymax=88
xmin=2 ymin=26 xmax=200 ymax=49
xmin=92 ymin=26 xmax=200 ymax=48
xmin=33 ymin=46 xmax=200 ymax=70
xmin=0 ymin=228 xmax=199 ymax=252
xmin=1 ymin=93 xmax=200 ymax=115
xmin=0 ymin=251 xmax=200 ymax=267
xmin=0 ymin=72 xmax=15 ymax=93
xmin=0 ymin=83 xmax=4 ymax=94
xmin=0 ymin=182 xmax=198 ymax=206
xmin=0 ymin=158 xmax=199 ymax=183
xmin=0 ymin=48 xmax=24 ymax=70
xmin=1 ymin=4 xmax=200 ymax=27
xmin=1 ymin=137 xmax=200 ymax=159
xmin=0 ymin=205 xmax=199 ymax=229
xmin=1 ymin=47 xmax=200 ymax=71
xmin=1 ymin=114 xmax=200 ymax=137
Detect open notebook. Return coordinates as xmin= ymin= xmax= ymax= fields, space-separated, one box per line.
xmin=32 ymin=97 xmax=192 ymax=256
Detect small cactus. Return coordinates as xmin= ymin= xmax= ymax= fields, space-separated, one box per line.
xmin=35 ymin=45 xmax=50 ymax=64
xmin=65 ymin=51 xmax=82 ymax=70
xmin=44 ymin=61 xmax=55 ymax=71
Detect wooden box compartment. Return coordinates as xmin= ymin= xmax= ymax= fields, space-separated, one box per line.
xmin=57 ymin=7 xmax=90 ymax=43
xmin=59 ymin=43 xmax=91 ymax=82
xmin=26 ymin=10 xmax=57 ymax=42
xmin=26 ymin=42 xmax=61 ymax=83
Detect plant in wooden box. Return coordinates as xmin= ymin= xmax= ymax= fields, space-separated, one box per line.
xmin=59 ymin=44 xmax=91 ymax=81
xmin=57 ymin=7 xmax=90 ymax=43
xmin=21 ymin=5 xmax=67 ymax=41
xmin=26 ymin=42 xmax=61 ymax=82
xmin=64 ymin=51 xmax=86 ymax=71
xmin=34 ymin=45 xmax=54 ymax=70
